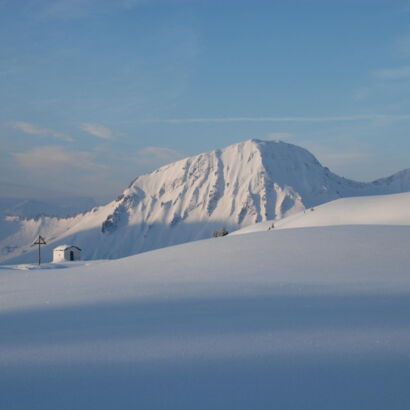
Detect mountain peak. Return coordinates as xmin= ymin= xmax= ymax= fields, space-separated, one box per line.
xmin=115 ymin=138 xmax=340 ymax=236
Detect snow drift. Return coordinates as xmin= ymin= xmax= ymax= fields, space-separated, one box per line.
xmin=232 ymin=191 xmax=410 ymax=235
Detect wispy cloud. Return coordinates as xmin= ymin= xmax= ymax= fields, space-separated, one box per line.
xmin=395 ymin=33 xmax=410 ymax=57
xmin=31 ymin=0 xmax=147 ymax=20
xmin=80 ymin=123 xmax=119 ymax=139
xmin=318 ymin=151 xmax=372 ymax=164
xmin=11 ymin=121 xmax=74 ymax=142
xmin=34 ymin=0 xmax=94 ymax=20
xmin=135 ymin=146 xmax=184 ymax=167
xmin=266 ymin=132 xmax=294 ymax=140
xmin=374 ymin=66 xmax=410 ymax=80
xmin=353 ymin=87 xmax=370 ymax=101
xmin=153 ymin=114 xmax=410 ymax=124
xmin=13 ymin=146 xmax=105 ymax=173
xmin=292 ymin=139 xmax=373 ymax=168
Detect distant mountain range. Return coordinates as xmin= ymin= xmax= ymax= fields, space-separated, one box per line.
xmin=0 ymin=197 xmax=97 ymax=219
xmin=2 ymin=139 xmax=410 ymax=264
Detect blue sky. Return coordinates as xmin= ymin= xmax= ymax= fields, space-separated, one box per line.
xmin=2 ymin=0 xmax=410 ymax=201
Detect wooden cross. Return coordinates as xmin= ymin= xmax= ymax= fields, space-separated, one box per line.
xmin=32 ymin=235 xmax=47 ymax=265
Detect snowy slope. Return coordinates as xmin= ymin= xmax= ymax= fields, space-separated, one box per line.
xmin=1 ymin=225 xmax=410 ymax=409
xmin=3 ymin=139 xmax=410 ymax=264
xmin=232 ymin=191 xmax=410 ymax=235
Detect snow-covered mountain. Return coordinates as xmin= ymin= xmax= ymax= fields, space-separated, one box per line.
xmin=2 ymin=139 xmax=410 ymax=263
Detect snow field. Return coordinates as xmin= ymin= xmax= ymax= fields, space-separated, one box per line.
xmin=1 ymin=224 xmax=410 ymax=409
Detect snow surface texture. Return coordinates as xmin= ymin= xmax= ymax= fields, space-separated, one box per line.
xmin=3 ymin=139 xmax=410 ymax=264
xmin=1 ymin=224 xmax=410 ymax=409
